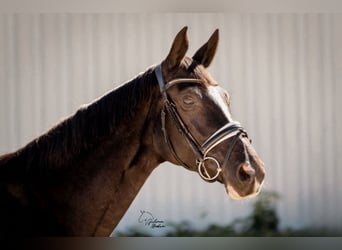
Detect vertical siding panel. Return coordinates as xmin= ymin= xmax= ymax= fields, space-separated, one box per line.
xmin=83 ymin=14 xmax=95 ymax=103
xmin=332 ymin=13 xmax=342 ymax=228
xmin=5 ymin=14 xmax=20 ymax=149
xmin=277 ymin=14 xmax=288 ymax=228
xmin=229 ymin=14 xmax=247 ymax=130
xmin=31 ymin=14 xmax=43 ymax=136
xmin=96 ymin=14 xmax=114 ymax=93
xmin=38 ymin=14 xmax=47 ymax=130
xmin=58 ymin=13 xmax=70 ymax=117
xmin=213 ymin=13 xmax=228 ymax=91
xmin=42 ymin=14 xmax=58 ymax=128
xmin=281 ymin=14 xmax=300 ymax=228
xmin=264 ymin=14 xmax=275 ymax=191
xmin=268 ymin=14 xmax=286 ymax=223
xmin=16 ymin=14 xmax=32 ymax=144
xmin=319 ymin=14 xmax=331 ymax=227
xmin=69 ymin=14 xmax=84 ymax=109
xmin=301 ymin=14 xmax=313 ymax=227
xmin=321 ymin=14 xmax=336 ymax=228
xmin=316 ymin=14 xmax=328 ymax=227
xmin=307 ymin=14 xmax=324 ymax=227
xmin=253 ymin=14 xmax=272 ymax=191
xmin=244 ymin=14 xmax=256 ymax=136
xmin=122 ymin=13 xmax=136 ymax=78
xmin=0 ymin=14 xmax=7 ymax=153
xmin=110 ymin=14 xmax=119 ymax=90
xmin=296 ymin=14 xmax=311 ymax=227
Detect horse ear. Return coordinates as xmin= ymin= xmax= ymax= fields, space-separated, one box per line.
xmin=192 ymin=29 xmax=219 ymax=68
xmin=163 ymin=26 xmax=189 ymax=70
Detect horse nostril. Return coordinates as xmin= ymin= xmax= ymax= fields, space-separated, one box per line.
xmin=237 ymin=162 xmax=255 ymax=183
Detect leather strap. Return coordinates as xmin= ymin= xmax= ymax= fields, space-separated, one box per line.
xmin=155 ymin=64 xmax=251 ymax=181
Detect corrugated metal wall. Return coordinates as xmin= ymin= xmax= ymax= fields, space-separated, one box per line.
xmin=0 ymin=13 xmax=341 ymax=235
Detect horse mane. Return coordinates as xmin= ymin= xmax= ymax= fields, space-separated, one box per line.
xmin=0 ymin=66 xmax=157 ymax=175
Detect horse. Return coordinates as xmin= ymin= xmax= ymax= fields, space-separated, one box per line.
xmin=0 ymin=27 xmax=265 ymax=237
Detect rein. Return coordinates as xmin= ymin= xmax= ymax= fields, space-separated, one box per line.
xmin=155 ymin=64 xmax=250 ymax=182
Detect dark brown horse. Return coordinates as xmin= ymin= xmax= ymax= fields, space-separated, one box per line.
xmin=0 ymin=27 xmax=265 ymax=237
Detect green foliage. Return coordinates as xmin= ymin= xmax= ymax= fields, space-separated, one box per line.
xmin=114 ymin=190 xmax=342 ymax=237
xmin=235 ymin=191 xmax=280 ymax=236
xmin=250 ymin=191 xmax=279 ymax=232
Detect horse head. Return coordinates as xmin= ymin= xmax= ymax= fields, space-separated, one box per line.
xmin=153 ymin=27 xmax=265 ymax=200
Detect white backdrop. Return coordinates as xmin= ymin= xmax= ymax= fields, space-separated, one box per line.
xmin=0 ymin=13 xmax=341 ymax=235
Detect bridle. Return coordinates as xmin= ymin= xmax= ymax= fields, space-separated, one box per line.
xmin=155 ymin=64 xmax=251 ymax=182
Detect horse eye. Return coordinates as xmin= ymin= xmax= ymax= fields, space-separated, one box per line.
xmin=183 ymin=95 xmax=195 ymax=105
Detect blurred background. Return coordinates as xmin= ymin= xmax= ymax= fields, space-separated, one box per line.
xmin=0 ymin=13 xmax=341 ymax=236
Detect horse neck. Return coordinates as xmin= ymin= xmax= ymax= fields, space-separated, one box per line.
xmin=84 ymin=71 xmax=164 ymax=235
xmin=1 ymin=67 xmax=164 ymax=236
